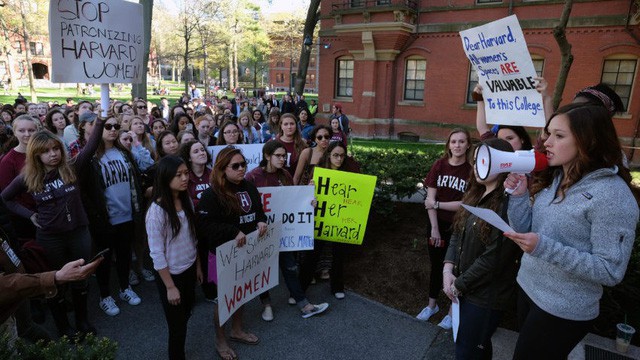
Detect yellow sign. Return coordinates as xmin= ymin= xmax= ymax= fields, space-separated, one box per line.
xmin=312 ymin=168 xmax=376 ymax=245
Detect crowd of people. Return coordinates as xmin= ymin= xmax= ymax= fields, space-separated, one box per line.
xmin=0 ymin=77 xmax=638 ymax=360
xmin=0 ymin=85 xmax=355 ymax=360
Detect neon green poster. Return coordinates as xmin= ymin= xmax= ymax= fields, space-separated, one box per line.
xmin=312 ymin=168 xmax=377 ymax=245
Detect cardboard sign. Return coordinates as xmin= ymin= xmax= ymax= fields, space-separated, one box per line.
xmin=460 ymin=15 xmax=545 ymax=127
xmin=312 ymin=168 xmax=376 ymax=245
xmin=258 ymin=186 xmax=315 ymax=252
xmin=49 ymin=0 xmax=144 ymax=83
xmin=216 ymin=225 xmax=280 ymax=325
xmin=207 ymin=144 xmax=263 ymax=172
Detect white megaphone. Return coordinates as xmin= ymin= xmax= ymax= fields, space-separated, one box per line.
xmin=475 ymin=144 xmax=548 ymax=181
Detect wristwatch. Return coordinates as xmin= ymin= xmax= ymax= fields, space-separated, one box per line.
xmin=434 ymin=201 xmax=440 ymax=210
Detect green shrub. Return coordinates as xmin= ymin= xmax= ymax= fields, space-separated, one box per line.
xmin=351 ymin=145 xmax=442 ymax=218
xmin=0 ymin=332 xmax=117 ymax=360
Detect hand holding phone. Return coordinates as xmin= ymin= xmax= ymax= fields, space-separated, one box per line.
xmin=90 ymin=248 xmax=110 ymax=263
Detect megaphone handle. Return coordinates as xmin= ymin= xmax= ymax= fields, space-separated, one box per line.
xmin=505 ymin=174 xmax=522 ymax=195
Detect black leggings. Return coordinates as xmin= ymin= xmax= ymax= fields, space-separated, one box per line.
xmin=427 ymin=219 xmax=452 ymax=299
xmin=513 ymin=288 xmax=592 ymax=359
xmin=94 ymin=221 xmax=134 ymax=297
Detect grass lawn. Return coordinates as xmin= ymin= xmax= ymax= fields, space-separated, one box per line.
xmin=632 ymin=170 xmax=640 ymax=186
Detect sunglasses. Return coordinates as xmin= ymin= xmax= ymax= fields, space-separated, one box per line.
xmin=104 ymin=123 xmax=121 ymax=131
xmin=316 ymin=135 xmax=331 ymax=141
xmin=137 ymin=105 xmax=147 ymax=109
xmin=228 ymin=161 xmax=247 ymax=171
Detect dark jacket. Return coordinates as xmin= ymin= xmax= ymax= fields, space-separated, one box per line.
xmin=444 ymin=191 xmax=521 ymax=310
xmin=196 ymin=180 xmax=267 ymax=251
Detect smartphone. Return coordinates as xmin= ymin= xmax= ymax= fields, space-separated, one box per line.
xmin=89 ymin=248 xmax=110 ymax=263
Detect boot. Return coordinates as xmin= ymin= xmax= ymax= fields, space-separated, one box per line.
xmin=71 ymin=289 xmax=96 ymax=337
xmin=48 ymin=297 xmax=75 ymax=339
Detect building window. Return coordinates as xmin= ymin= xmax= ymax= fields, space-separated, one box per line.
xmin=404 ymin=59 xmax=426 ymax=101
xmin=276 ymin=60 xmax=285 ymax=68
xmin=15 ymin=42 xmax=22 ymax=54
xmin=29 ymin=42 xmax=44 ymax=56
xmin=532 ymin=58 xmax=544 ymax=77
xmin=477 ymin=0 xmax=502 ymax=3
xmin=466 ymin=64 xmax=479 ymax=104
xmin=336 ymin=59 xmax=354 ymax=97
xmin=350 ymin=0 xmax=364 ymax=8
xmin=601 ymin=58 xmax=637 ymax=111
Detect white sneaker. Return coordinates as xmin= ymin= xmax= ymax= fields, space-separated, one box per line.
xmin=261 ymin=305 xmax=274 ymax=322
xmin=438 ymin=314 xmax=453 ymax=330
xmin=288 ymin=297 xmax=296 ymax=305
xmin=99 ymin=296 xmax=120 ymax=316
xmin=128 ymin=270 xmax=140 ymax=286
xmin=334 ymin=292 xmax=345 ymax=299
xmin=301 ymin=303 xmax=329 ymax=319
xmin=119 ymin=287 xmax=142 ymax=306
xmin=416 ymin=305 xmax=439 ymax=321
xmin=141 ymin=269 xmax=155 ymax=282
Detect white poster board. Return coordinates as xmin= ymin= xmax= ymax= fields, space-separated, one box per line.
xmin=216 ymin=226 xmax=280 ymax=325
xmin=460 ymin=15 xmax=545 ymax=127
xmin=258 ymin=186 xmax=315 ymax=252
xmin=49 ymin=0 xmax=144 ymax=83
xmin=207 ymin=144 xmax=264 ymax=172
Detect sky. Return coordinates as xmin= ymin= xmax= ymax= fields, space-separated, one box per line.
xmin=157 ymin=0 xmax=310 ymax=15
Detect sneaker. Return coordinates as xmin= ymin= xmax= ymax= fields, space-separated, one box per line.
xmin=261 ymin=305 xmax=274 ymax=322
xmin=119 ymin=287 xmax=142 ymax=306
xmin=334 ymin=292 xmax=345 ymax=300
xmin=141 ymin=269 xmax=155 ymax=282
xmin=128 ymin=271 xmax=140 ymax=286
xmin=288 ymin=297 xmax=296 ymax=305
xmin=438 ymin=314 xmax=453 ymax=330
xmin=416 ymin=305 xmax=439 ymax=321
xmin=99 ymin=297 xmax=120 ymax=316
xmin=301 ymin=303 xmax=329 ymax=319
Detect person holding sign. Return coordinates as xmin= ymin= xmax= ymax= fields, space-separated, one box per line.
xmin=146 ymin=156 xmax=202 ymax=360
xmin=504 ymin=103 xmax=639 ymax=359
xmin=245 ymin=141 xmax=329 ymax=320
xmin=293 ymin=125 xmax=332 ymax=186
xmin=441 ymin=138 xmax=522 ymax=360
xmin=416 ymin=129 xmax=472 ymax=330
xmin=196 ymin=147 xmax=266 ymax=360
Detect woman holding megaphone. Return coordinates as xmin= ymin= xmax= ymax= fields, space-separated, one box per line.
xmin=504 ymin=103 xmax=639 ymax=359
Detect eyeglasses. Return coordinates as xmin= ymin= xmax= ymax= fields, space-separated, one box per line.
xmin=316 ymin=135 xmax=331 ymax=141
xmin=137 ymin=105 xmax=147 ymax=109
xmin=272 ymin=153 xmax=287 ymax=159
xmin=104 ymin=123 xmax=121 ymax=131
xmin=331 ymin=153 xmax=345 ymax=159
xmin=223 ymin=130 xmax=239 ymax=135
xmin=228 ymin=161 xmax=247 ymax=170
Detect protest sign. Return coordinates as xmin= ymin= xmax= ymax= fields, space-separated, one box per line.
xmin=312 ymin=168 xmax=376 ymax=245
xmin=258 ymin=186 xmax=315 ymax=252
xmin=49 ymin=0 xmax=144 ymax=83
xmin=207 ymin=144 xmax=263 ymax=172
xmin=460 ymin=15 xmax=545 ymax=127
xmin=216 ymin=225 xmax=280 ymax=325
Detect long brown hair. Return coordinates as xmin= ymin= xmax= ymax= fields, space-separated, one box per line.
xmin=23 ymin=131 xmax=76 ymax=193
xmin=452 ymin=138 xmax=513 ymax=244
xmin=278 ymin=113 xmax=307 ymax=156
xmin=442 ymin=128 xmax=472 ymax=161
xmin=216 ymin=120 xmax=244 ymax=145
xmin=210 ymin=146 xmax=245 ymax=215
xmin=530 ymin=103 xmax=637 ymax=201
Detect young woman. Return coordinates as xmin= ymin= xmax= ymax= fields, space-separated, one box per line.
xmin=68 ymin=112 xmax=99 ymax=158
xmin=276 ymin=113 xmax=307 ymax=177
xmin=293 ymin=125 xmax=331 ymax=185
xmin=261 ymin=108 xmax=280 ymax=142
xmin=504 ymin=103 xmax=639 ymax=359
xmin=118 ymin=130 xmax=154 ymax=172
xmin=168 ymin=105 xmax=186 ymax=126
xmin=156 ymin=131 xmax=180 ymax=159
xmin=195 ymin=115 xmax=216 ymax=146
xmin=147 ymin=156 xmax=202 ymax=360
xmin=297 ymin=108 xmax=314 ymax=142
xmin=245 ymin=141 xmax=329 ymax=320
xmin=416 ymin=129 xmax=472 ymax=330
xmin=329 ymin=118 xmax=347 ymax=147
xmin=63 ymin=100 xmax=93 ymax=145
xmin=171 ymin=114 xmax=194 ymax=136
xmin=196 ymin=147 xmax=266 ymax=360
xmin=0 ymin=115 xmax=39 ymax=238
xmin=299 ymin=141 xmax=352 ymax=299
xmin=441 ymin=138 xmax=521 ymax=360
xmin=2 ymin=114 xmax=104 ymax=337
xmin=151 ymin=119 xmax=168 ymax=141
xmin=82 ymin=116 xmax=145 ymax=317
xmin=119 ymin=113 xmax=134 ymax=131
xmin=44 ymin=110 xmax=70 ymax=146
xmin=177 ymin=130 xmax=196 ymax=145
xmin=216 ymin=121 xmax=244 ymax=145
xmin=474 ymin=85 xmax=533 ymax=152
xmin=131 ymin=116 xmax=156 ymax=159
xmin=237 ymin=111 xmax=260 ymax=144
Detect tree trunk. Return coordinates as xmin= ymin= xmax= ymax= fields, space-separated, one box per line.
xmin=19 ymin=0 xmax=36 ymax=102
xmin=4 ymin=51 xmax=15 ymax=90
xmin=294 ymin=0 xmax=321 ymax=95
xmin=233 ymin=39 xmax=238 ymax=90
xmin=132 ymin=0 xmax=153 ymax=101
xmin=551 ymin=0 xmax=574 ymax=111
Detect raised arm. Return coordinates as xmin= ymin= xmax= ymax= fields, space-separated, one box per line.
xmin=474 ymin=85 xmax=491 ymax=137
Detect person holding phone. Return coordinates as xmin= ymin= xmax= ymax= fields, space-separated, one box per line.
xmin=2 ymin=113 xmax=105 ymax=338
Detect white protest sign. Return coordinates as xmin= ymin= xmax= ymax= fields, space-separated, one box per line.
xmin=460 ymin=15 xmax=545 ymax=127
xmin=258 ymin=186 xmax=315 ymax=252
xmin=216 ymin=226 xmax=280 ymax=325
xmin=49 ymin=0 xmax=144 ymax=83
xmin=207 ymin=144 xmax=264 ymax=172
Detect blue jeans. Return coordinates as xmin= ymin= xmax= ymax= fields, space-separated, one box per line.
xmin=280 ymin=251 xmax=309 ymax=308
xmin=456 ymin=299 xmax=502 ymax=360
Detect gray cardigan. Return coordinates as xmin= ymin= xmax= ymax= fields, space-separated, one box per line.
xmin=508 ymin=167 xmax=638 ymax=321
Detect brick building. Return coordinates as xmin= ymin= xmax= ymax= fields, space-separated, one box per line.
xmin=316 ymin=0 xmax=640 ymax=160
xmin=268 ymin=38 xmax=320 ymax=93
xmin=1 ymin=35 xmax=52 ymax=85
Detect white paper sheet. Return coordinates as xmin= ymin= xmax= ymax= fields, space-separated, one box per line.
xmin=452 ymin=299 xmax=460 ymax=342
xmin=461 ymin=204 xmax=514 ymax=233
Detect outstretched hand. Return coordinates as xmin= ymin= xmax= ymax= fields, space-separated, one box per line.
xmin=55 ymin=258 xmax=102 ymax=284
